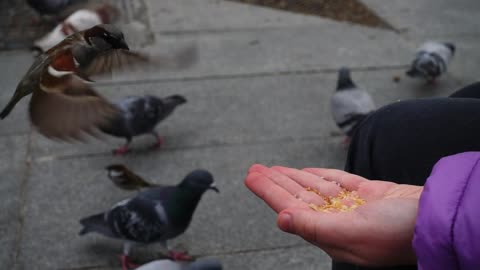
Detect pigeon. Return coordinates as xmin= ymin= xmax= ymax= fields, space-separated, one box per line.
xmin=33 ymin=4 xmax=119 ymax=53
xmin=0 ymin=24 xmax=150 ymax=140
xmin=331 ymin=67 xmax=375 ymax=141
xmin=136 ymin=258 xmax=222 ymax=270
xmin=101 ymin=94 xmax=187 ymax=155
xmin=79 ymin=169 xmax=219 ymax=270
xmin=406 ymin=42 xmax=456 ymax=83
xmin=27 ymin=0 xmax=85 ymax=16
xmin=106 ymin=164 xmax=158 ymax=191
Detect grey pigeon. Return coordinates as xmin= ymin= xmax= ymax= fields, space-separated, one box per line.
xmin=79 ymin=169 xmax=219 ymax=270
xmin=136 ymin=258 xmax=222 ymax=270
xmin=101 ymin=94 xmax=187 ymax=155
xmin=331 ymin=67 xmax=375 ymax=139
xmin=406 ymin=41 xmax=455 ymax=82
xmin=27 ymin=0 xmax=85 ymax=16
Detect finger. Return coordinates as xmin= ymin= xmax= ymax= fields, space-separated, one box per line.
xmin=249 ymin=164 xmax=305 ymax=196
xmin=245 ymin=172 xmax=306 ymax=213
xmin=272 ymin=166 xmax=342 ymax=197
xmin=303 ymin=168 xmax=367 ymax=190
xmin=277 ymin=207 xmax=352 ymax=248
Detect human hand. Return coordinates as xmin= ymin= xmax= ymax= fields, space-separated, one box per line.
xmin=245 ymin=164 xmax=423 ymax=267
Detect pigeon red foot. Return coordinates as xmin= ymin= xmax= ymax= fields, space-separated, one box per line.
xmin=169 ymin=250 xmax=193 ymax=261
xmin=114 ymin=145 xmax=130 ymax=156
xmin=121 ymin=255 xmax=139 ymax=270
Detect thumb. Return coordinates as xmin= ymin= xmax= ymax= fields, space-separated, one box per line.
xmin=277 ymin=208 xmax=321 ymax=241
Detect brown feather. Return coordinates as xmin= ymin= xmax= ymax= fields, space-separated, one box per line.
xmin=31 ymin=75 xmax=119 ymax=140
xmin=81 ymin=49 xmax=149 ymax=78
xmin=106 ymin=164 xmax=157 ymax=191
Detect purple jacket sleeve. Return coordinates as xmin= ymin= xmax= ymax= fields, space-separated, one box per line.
xmin=413 ymin=152 xmax=480 ymax=270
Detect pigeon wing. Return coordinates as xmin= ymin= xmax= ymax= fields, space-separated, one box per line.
xmin=331 ymin=89 xmax=375 ymax=124
xmin=107 ymin=197 xmax=170 ymax=243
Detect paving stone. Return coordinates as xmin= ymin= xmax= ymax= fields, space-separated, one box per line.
xmin=145 ymin=0 xmax=330 ymax=33
xmin=220 ymin=245 xmax=331 ymax=270
xmin=363 ymin=0 xmax=480 ymax=37
xmin=18 ymin=139 xmax=343 ymax=270
xmin=0 ymin=135 xmax=29 ymax=270
xmin=30 ymin=68 xmax=462 ymax=160
xmin=0 ymin=50 xmax=34 ymax=136
xmin=114 ymin=24 xmax=413 ymax=83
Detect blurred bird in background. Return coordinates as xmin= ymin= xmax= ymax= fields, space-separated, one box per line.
xmin=106 ymin=164 xmax=159 ymax=191
xmin=331 ymin=67 xmax=375 ymax=143
xmin=101 ymin=94 xmax=187 ymax=155
xmin=27 ymin=0 xmax=87 ymax=22
xmin=79 ymin=170 xmax=219 ymax=270
xmin=33 ymin=3 xmax=119 ymax=53
xmin=0 ymin=23 xmax=197 ymax=142
xmin=406 ymin=41 xmax=456 ymax=83
xmin=0 ymin=24 xmax=145 ymax=140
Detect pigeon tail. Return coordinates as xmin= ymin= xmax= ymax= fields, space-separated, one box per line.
xmin=79 ymin=213 xmax=115 ymax=237
xmin=336 ymin=67 xmax=356 ymax=91
xmin=406 ymin=68 xmax=417 ymax=77
xmin=443 ymin=42 xmax=456 ymax=54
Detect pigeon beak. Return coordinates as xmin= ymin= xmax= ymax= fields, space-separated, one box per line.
xmin=209 ymin=183 xmax=219 ymax=193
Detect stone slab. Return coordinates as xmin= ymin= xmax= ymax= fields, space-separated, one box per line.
xmin=145 ymin=0 xmax=331 ymax=33
xmin=18 ymin=139 xmax=341 ymax=270
xmin=0 ymin=135 xmax=29 ymax=270
xmin=30 ymin=68 xmax=462 ymax=160
xmin=362 ymin=0 xmax=480 ymax=37
xmin=0 ymin=50 xmax=34 ymax=136
xmin=112 ymin=23 xmax=413 ymax=83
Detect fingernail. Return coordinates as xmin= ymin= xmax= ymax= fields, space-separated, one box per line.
xmin=278 ymin=212 xmax=292 ymax=233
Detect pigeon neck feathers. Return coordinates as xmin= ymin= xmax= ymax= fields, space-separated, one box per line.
xmin=162 ymin=185 xmax=205 ymax=227
xmin=336 ymin=68 xmax=357 ymax=91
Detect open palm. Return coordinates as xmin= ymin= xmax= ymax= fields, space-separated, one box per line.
xmin=245 ymin=164 xmax=422 ymax=267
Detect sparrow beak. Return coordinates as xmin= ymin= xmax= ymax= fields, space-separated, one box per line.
xmin=118 ymin=39 xmax=129 ymax=50
xmin=209 ymin=183 xmax=220 ymax=193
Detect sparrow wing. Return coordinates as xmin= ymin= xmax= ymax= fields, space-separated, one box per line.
xmin=76 ymin=44 xmax=198 ymax=79
xmin=78 ymin=49 xmax=149 ymax=78
xmin=30 ymin=75 xmax=119 ymax=140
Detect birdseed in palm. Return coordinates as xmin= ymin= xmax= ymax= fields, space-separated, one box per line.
xmin=306 ymin=187 xmax=366 ymax=212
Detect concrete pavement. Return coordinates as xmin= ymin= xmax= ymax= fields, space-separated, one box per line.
xmin=1 ymin=0 xmax=479 ymax=269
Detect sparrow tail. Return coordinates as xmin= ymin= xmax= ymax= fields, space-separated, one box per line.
xmin=0 ymin=99 xmax=19 ymax=119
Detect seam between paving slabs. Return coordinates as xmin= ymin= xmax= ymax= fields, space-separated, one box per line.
xmin=94 ymin=65 xmax=410 ymax=88
xmin=12 ymin=126 xmax=34 ymax=270
xmin=32 ymin=134 xmax=337 ymax=163
xmin=57 ymin=243 xmax=312 ymax=270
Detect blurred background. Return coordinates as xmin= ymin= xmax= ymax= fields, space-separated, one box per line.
xmin=0 ymin=0 xmax=479 ymax=269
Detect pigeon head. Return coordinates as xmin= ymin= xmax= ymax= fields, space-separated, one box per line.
xmin=336 ymin=67 xmax=356 ymax=91
xmin=84 ymin=24 xmax=129 ymax=51
xmin=144 ymin=100 xmax=160 ymax=120
xmin=417 ymin=57 xmax=440 ymax=76
xmin=443 ymin=42 xmax=456 ymax=54
xmin=179 ymin=170 xmax=219 ymax=193
xmin=106 ymin=164 xmax=127 ymax=179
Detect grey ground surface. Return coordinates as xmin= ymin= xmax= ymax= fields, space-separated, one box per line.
xmin=0 ymin=0 xmax=479 ymax=269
